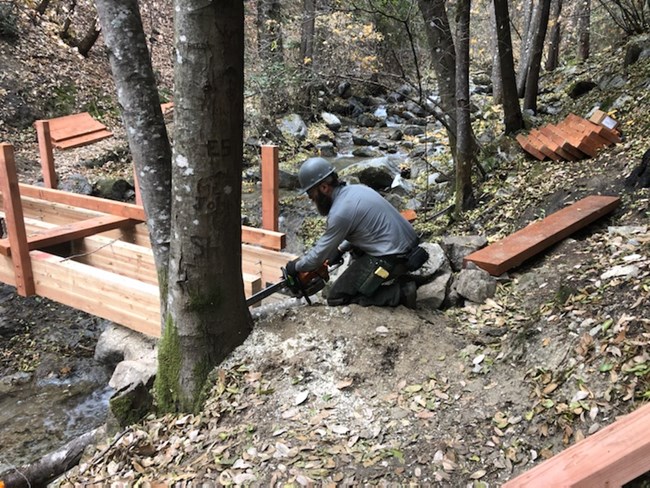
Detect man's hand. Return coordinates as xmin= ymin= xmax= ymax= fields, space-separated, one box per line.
xmin=285 ymin=258 xmax=299 ymax=278
xmin=327 ymin=248 xmax=344 ymax=266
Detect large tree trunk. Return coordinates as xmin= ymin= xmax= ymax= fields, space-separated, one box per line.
xmin=494 ymin=0 xmax=524 ymax=133
xmin=577 ymin=0 xmax=590 ymax=62
xmin=155 ymin=0 xmax=252 ymax=413
xmin=417 ymin=0 xmax=458 ymax=146
xmin=523 ymin=0 xmax=552 ymax=113
xmin=454 ymin=0 xmax=475 ymax=213
xmin=95 ymin=0 xmax=172 ymax=302
xmin=300 ymin=0 xmax=315 ymax=64
xmin=516 ymin=0 xmax=535 ymax=97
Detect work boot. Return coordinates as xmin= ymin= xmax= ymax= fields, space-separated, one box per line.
xmin=399 ymin=281 xmax=417 ymax=309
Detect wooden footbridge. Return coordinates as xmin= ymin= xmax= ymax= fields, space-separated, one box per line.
xmin=0 ymin=141 xmax=294 ymax=338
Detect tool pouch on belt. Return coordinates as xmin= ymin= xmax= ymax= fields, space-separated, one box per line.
xmin=359 ymin=257 xmax=393 ymax=296
xmin=406 ymin=246 xmax=429 ymax=271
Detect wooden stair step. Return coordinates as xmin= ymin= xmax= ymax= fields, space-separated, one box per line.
xmin=53 ymin=129 xmax=113 ymax=149
xmin=516 ymin=134 xmax=546 ymax=160
xmin=529 ymin=129 xmax=568 ymax=161
xmin=464 ymin=195 xmax=620 ymax=276
xmin=547 ymin=124 xmax=600 ymax=158
xmin=558 ymin=118 xmax=611 ymax=149
xmin=539 ymin=126 xmax=585 ymax=159
xmin=566 ymin=113 xmax=621 ymax=144
xmin=49 ymin=118 xmax=107 ymax=142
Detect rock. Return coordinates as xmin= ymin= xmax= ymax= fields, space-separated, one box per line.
xmin=342 ymin=157 xmax=400 ymax=189
xmin=403 ymin=126 xmax=425 ymax=136
xmin=456 ymin=268 xmax=497 ymax=303
xmin=440 ymin=235 xmax=488 ymax=271
xmin=600 ymin=265 xmax=640 ymax=280
xmin=567 ymin=80 xmax=597 ymax=99
xmin=321 ymin=111 xmax=342 ymax=132
xmin=95 ymin=323 xmax=157 ymax=366
xmin=277 ymin=113 xmax=308 ymax=141
xmin=389 ymin=129 xmax=403 ymax=141
xmin=316 ymin=142 xmax=337 ymax=157
xmin=405 ymin=100 xmax=426 ymax=117
xmin=409 ymin=243 xmax=451 ymax=283
xmin=108 ymin=378 xmax=154 ymax=430
xmin=279 ymin=170 xmax=300 ymax=190
xmin=357 ymin=113 xmax=382 ymax=127
xmin=109 ymin=359 xmax=157 ymax=391
xmin=624 ymin=43 xmax=643 ymax=67
xmin=612 ymin=94 xmax=633 ymax=109
xmin=58 ymin=174 xmax=93 ymax=195
xmin=93 ymin=178 xmax=134 ymax=202
xmin=418 ymin=270 xmax=452 ymax=310
xmin=337 ymin=81 xmax=352 ymax=99
xmin=352 ymin=147 xmax=382 ymax=158
xmin=352 ymin=134 xmax=372 ymax=146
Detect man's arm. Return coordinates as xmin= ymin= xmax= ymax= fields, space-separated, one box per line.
xmin=295 ymin=214 xmax=351 ymax=271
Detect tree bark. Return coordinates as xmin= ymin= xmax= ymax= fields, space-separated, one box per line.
xmin=516 ymin=0 xmax=535 ymax=97
xmin=76 ymin=16 xmax=101 ymax=57
xmin=494 ymin=0 xmax=524 ymax=133
xmin=155 ymin=0 xmax=252 ymax=413
xmin=454 ymin=0 xmax=475 ymax=213
xmin=95 ymin=0 xmax=172 ymax=297
xmin=0 ymin=428 xmax=100 ymax=488
xmin=577 ymin=0 xmax=590 ymax=62
xmin=417 ymin=0 xmax=458 ymax=145
xmin=300 ymin=0 xmax=315 ymax=64
xmin=523 ymin=0 xmax=552 ymax=113
xmin=545 ymin=0 xmax=563 ymax=70
xmin=490 ymin=5 xmax=503 ymax=104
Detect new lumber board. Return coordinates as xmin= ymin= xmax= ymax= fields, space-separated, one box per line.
xmin=54 ymin=129 xmax=113 ymax=149
xmin=49 ymin=118 xmax=106 ymax=143
xmin=565 ymin=113 xmax=620 ymax=144
xmin=31 ymin=250 xmax=161 ymax=337
xmin=16 ymin=184 xmax=147 ymax=220
xmin=527 ymin=130 xmax=563 ymax=161
xmin=546 ymin=124 xmax=599 ymax=157
xmin=464 ymin=195 xmax=620 ymax=276
xmin=242 ymin=226 xmax=286 ymax=250
xmin=539 ymin=126 xmax=585 ymax=159
xmin=524 ymin=132 xmax=560 ymax=161
xmin=503 ymin=402 xmax=650 ymax=488
xmin=530 ymin=129 xmax=576 ymax=161
xmin=516 ymin=134 xmax=546 ymax=160
xmin=0 ymin=215 xmax=136 ymax=256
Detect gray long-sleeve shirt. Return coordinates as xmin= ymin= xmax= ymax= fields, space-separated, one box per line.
xmin=296 ymin=184 xmax=418 ymax=272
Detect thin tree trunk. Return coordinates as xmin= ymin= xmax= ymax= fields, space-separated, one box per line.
xmin=516 ymin=0 xmax=535 ymax=97
xmin=523 ymin=0 xmax=552 ymax=113
xmin=455 ymin=0 xmax=475 ymax=213
xmin=494 ymin=0 xmax=524 ymax=133
xmin=96 ymin=0 xmax=173 ymax=308
xmin=156 ymin=0 xmax=252 ymax=413
xmin=577 ymin=0 xmax=590 ymax=61
xmin=0 ymin=428 xmax=100 ymax=488
xmin=545 ymin=0 xmax=562 ymax=70
xmin=490 ymin=4 xmax=503 ymax=104
xmin=417 ymin=0 xmax=458 ymax=146
xmin=300 ymin=0 xmax=315 ymax=64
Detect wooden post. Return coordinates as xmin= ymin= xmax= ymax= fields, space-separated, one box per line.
xmin=0 ymin=144 xmax=36 ymax=296
xmin=34 ymin=120 xmax=58 ymax=188
xmin=133 ymin=163 xmax=143 ymax=207
xmin=261 ymin=145 xmax=279 ymax=232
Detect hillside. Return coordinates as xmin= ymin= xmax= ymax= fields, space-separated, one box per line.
xmin=1 ymin=2 xmax=650 ymax=487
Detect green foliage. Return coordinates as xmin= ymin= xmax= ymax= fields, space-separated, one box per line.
xmin=0 ymin=1 xmax=19 ymax=41
xmin=154 ymin=316 xmax=182 ymax=412
xmin=45 ymin=82 xmax=77 ymax=117
xmin=83 ymin=94 xmax=118 ymax=120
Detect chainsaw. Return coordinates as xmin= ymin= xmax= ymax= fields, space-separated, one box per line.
xmin=246 ymin=262 xmax=330 ymax=307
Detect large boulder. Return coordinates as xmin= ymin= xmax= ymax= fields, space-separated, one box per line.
xmin=277 ymin=113 xmax=308 ymax=141
xmin=455 ymin=268 xmax=497 ymax=303
xmin=440 ymin=235 xmax=488 ymax=271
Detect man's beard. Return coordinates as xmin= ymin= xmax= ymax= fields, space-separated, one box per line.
xmin=314 ymin=190 xmax=333 ymax=216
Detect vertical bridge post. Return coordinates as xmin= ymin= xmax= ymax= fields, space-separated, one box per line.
xmin=261 ymin=145 xmax=279 ymax=232
xmin=0 ymin=144 xmax=35 ymax=296
xmin=34 ymin=120 xmax=58 ymax=189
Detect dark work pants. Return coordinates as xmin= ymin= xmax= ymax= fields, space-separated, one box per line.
xmin=326 ymin=253 xmax=408 ymax=307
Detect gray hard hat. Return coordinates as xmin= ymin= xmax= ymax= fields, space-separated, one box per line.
xmin=298 ymin=157 xmax=335 ymax=193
